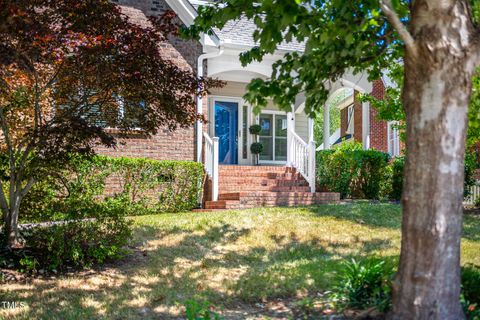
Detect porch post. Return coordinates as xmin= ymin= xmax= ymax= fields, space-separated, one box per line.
xmin=362 ymin=101 xmax=370 ymax=150
xmin=308 ymin=117 xmax=314 ymax=143
xmin=212 ymin=137 xmax=219 ymax=201
xmin=286 ymin=111 xmax=295 ymax=166
xmin=323 ymin=103 xmax=330 ymax=150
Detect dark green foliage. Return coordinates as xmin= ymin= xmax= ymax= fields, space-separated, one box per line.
xmin=462 ymin=264 xmax=480 ymax=305
xmin=333 ymin=258 xmax=394 ymax=312
xmin=385 ymin=152 xmax=476 ymax=201
xmin=465 ymin=152 xmax=478 ymax=199
xmin=185 ymin=299 xmax=223 ymax=320
xmin=248 ymin=124 xmax=262 ymax=135
xmin=389 ymin=156 xmax=405 ymax=201
xmin=250 ymin=142 xmax=264 ymax=155
xmin=334 ymin=260 xmax=480 ymax=316
xmin=316 ymin=142 xmax=390 ymax=199
xmin=19 ymin=156 xmax=204 ymax=223
xmin=19 ymin=206 xmax=132 ymax=270
xmin=0 ymin=199 xmax=132 ymax=271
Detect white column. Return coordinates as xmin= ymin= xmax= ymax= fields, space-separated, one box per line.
xmin=286 ymin=111 xmax=295 ymax=166
xmin=308 ymin=140 xmax=316 ymax=193
xmin=212 ymin=137 xmax=219 ymax=201
xmin=362 ymin=101 xmax=370 ymax=150
xmin=308 ymin=117 xmax=314 ymax=143
xmin=323 ymin=103 xmax=330 ymax=150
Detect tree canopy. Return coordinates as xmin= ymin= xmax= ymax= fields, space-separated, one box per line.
xmin=0 ymin=0 xmax=219 ymax=247
xmin=186 ymin=0 xmax=407 ymax=116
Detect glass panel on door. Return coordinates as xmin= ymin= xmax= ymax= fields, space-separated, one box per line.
xmin=259 ymin=114 xmax=273 ymax=161
xmin=275 ymin=115 xmax=287 ymax=161
xmin=214 ymin=101 xmax=238 ymax=164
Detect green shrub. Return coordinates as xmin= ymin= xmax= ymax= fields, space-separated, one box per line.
xmin=316 ymin=142 xmax=390 ymax=199
xmin=462 ymin=264 xmax=480 ymax=305
xmin=386 ymin=151 xmax=476 ymax=201
xmin=333 ymin=259 xmax=480 ymax=317
xmin=465 ymin=151 xmax=478 ymax=199
xmin=19 ymin=156 xmax=204 ymax=223
xmin=185 ymin=299 xmax=223 ymax=320
xmin=333 ymin=258 xmax=394 ymax=312
xmin=389 ymin=156 xmax=405 ymax=201
xmin=17 ymin=204 xmax=132 ymax=271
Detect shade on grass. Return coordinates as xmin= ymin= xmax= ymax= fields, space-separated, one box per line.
xmin=1 ymin=203 xmax=479 ymax=319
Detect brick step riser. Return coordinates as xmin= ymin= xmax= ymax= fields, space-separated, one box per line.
xmin=219 ymin=173 xmax=302 ymax=179
xmin=205 ymin=200 xmax=335 ymax=210
xmin=219 ymin=166 xmax=294 ymax=171
xmin=218 ymin=187 xmax=312 ymax=192
xmin=218 ymin=182 xmax=309 ymax=187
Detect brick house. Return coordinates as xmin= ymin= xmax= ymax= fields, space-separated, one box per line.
xmin=101 ymin=0 xmax=397 ymax=209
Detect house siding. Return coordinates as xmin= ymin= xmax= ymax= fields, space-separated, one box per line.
xmin=96 ymin=0 xmax=203 ymax=161
xmin=294 ymin=112 xmax=309 ymax=142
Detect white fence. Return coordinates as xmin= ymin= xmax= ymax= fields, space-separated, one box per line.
xmin=464 ymin=180 xmax=480 ymax=206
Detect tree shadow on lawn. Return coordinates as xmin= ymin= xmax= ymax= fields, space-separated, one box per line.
xmin=0 ymin=219 xmax=398 ymax=320
xmin=308 ymin=202 xmax=480 ymax=242
xmin=307 ymin=202 xmax=402 ymax=230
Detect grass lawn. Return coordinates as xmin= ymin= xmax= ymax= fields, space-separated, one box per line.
xmin=1 ymin=202 xmax=479 ymax=319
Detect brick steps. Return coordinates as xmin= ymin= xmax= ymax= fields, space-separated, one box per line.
xmin=203 ymin=165 xmax=340 ymax=210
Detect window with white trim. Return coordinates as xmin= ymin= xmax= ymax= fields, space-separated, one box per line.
xmin=388 ymin=121 xmax=400 ymax=157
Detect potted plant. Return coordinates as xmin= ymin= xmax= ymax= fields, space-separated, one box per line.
xmin=249 ymin=124 xmax=263 ymax=165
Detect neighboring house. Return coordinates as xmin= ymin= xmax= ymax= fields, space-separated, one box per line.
xmin=101 ymin=0 xmax=396 ymax=209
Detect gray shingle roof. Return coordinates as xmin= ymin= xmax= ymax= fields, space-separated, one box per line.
xmin=189 ymin=1 xmax=305 ymax=52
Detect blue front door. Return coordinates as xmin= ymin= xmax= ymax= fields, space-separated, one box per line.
xmin=214 ymin=101 xmax=238 ymax=164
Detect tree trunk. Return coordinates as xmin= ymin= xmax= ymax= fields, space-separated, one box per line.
xmin=390 ymin=1 xmax=476 ymax=318
xmin=4 ymin=193 xmax=21 ymax=249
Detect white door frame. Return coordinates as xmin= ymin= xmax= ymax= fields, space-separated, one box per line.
xmin=209 ymin=96 xmax=252 ymax=165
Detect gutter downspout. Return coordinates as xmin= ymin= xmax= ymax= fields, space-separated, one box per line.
xmin=196 ymin=43 xmax=224 ymax=163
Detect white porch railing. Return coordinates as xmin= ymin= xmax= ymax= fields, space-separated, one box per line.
xmin=203 ymin=132 xmax=219 ymax=201
xmin=464 ymin=180 xmax=480 ymax=206
xmin=288 ymin=130 xmax=316 ymax=193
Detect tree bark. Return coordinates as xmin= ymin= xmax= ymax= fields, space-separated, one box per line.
xmin=5 ymin=194 xmax=21 ymax=248
xmin=390 ymin=0 xmax=477 ymax=318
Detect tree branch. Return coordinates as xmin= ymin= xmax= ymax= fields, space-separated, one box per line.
xmin=380 ymin=0 xmax=418 ymax=57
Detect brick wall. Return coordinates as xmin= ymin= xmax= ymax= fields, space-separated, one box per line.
xmin=97 ymin=0 xmax=203 ymax=161
xmin=353 ymin=91 xmax=363 ymax=143
xmin=369 ymin=79 xmax=388 ymax=152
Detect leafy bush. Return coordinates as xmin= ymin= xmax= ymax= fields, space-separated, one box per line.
xmin=185 ymin=299 xmax=223 ymax=320
xmin=389 ymin=156 xmax=405 ymax=201
xmin=316 ymin=142 xmax=390 ymax=199
xmin=333 ymin=259 xmax=480 ymax=317
xmin=16 ymin=204 xmax=132 ymax=271
xmin=19 ymin=156 xmax=204 ymax=223
xmin=462 ymin=264 xmax=480 ymax=305
xmin=386 ymin=151 xmax=477 ymax=201
xmin=333 ymin=258 xmax=394 ymax=312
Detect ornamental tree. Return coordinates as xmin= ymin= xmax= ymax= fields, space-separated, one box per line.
xmin=0 ymin=0 xmax=219 ymax=249
xmin=188 ymin=0 xmax=480 ymax=318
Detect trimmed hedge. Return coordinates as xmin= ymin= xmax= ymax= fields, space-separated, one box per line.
xmin=20 ymin=156 xmax=204 ymax=222
xmin=316 ymin=142 xmax=390 ymax=199
xmin=317 ymin=143 xmax=477 ymax=201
